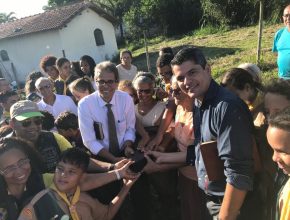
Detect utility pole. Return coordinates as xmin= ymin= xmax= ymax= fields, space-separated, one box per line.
xmin=257 ymin=0 xmax=264 ymax=64
xmin=144 ymin=30 xmax=151 ymax=72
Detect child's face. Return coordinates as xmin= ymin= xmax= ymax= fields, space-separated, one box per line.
xmin=267 ymin=126 xmax=290 ymax=175
xmin=54 ymin=161 xmax=84 ymax=194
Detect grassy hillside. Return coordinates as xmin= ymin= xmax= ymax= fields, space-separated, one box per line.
xmin=128 ymin=23 xmax=282 ymax=83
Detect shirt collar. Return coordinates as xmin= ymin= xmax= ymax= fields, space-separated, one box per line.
xmin=97 ymin=91 xmax=116 ymax=107
xmin=199 ymin=79 xmax=220 ymax=107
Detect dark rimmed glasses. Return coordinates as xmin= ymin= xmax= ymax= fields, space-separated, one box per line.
xmin=96 ymin=80 xmax=117 ymax=86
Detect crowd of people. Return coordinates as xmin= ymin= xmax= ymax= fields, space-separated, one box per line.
xmin=0 ymin=4 xmax=290 ymax=220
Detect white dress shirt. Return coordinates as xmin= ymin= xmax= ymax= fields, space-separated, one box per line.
xmin=78 ymin=90 xmax=136 ymax=155
xmin=37 ymin=94 xmax=78 ymax=119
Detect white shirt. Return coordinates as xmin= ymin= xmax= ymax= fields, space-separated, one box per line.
xmin=78 ymin=90 xmax=136 ymax=155
xmin=37 ymin=94 xmax=78 ymax=119
xmin=116 ymin=64 xmax=138 ymax=81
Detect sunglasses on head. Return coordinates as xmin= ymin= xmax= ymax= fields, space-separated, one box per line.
xmin=137 ymin=89 xmax=152 ymax=94
xmin=18 ymin=117 xmax=43 ymax=127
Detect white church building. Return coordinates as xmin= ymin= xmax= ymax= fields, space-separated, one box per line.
xmin=0 ymin=1 xmax=119 ymax=83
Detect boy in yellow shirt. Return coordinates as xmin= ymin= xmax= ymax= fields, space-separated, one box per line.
xmin=19 ymin=148 xmax=138 ymax=220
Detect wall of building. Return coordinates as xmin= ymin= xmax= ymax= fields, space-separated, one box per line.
xmin=0 ymin=8 xmax=118 ymax=83
xmin=0 ymin=30 xmax=61 ymax=83
xmin=58 ymin=8 xmax=118 ymax=63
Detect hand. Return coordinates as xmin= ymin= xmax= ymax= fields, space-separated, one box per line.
xmin=124 ymin=145 xmax=135 ymax=157
xmin=114 ymin=158 xmax=130 ymax=169
xmin=146 ymin=135 xmax=163 ymax=150
xmin=123 ymin=173 xmax=140 ymax=188
xmin=146 ymin=151 xmax=168 ymax=163
xmin=112 ymin=156 xmax=126 ymax=163
xmin=116 ymin=159 xmax=139 ymax=180
xmin=137 ymin=134 xmax=150 ymax=151
xmin=143 ymin=154 xmax=162 ymax=174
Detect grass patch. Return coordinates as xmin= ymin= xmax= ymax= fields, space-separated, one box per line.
xmin=119 ymin=23 xmax=282 ymax=83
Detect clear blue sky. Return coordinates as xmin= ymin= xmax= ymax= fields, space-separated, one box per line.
xmin=0 ymin=0 xmax=48 ymax=18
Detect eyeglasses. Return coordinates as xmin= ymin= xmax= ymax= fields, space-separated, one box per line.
xmin=137 ymin=89 xmax=152 ymax=94
xmin=0 ymin=158 xmax=30 ymax=177
xmin=169 ymin=88 xmax=182 ymax=96
xmin=96 ymin=80 xmax=117 ymax=85
xmin=283 ymin=14 xmax=290 ymax=18
xmin=55 ymin=165 xmax=77 ymax=177
xmin=38 ymin=84 xmax=51 ymax=91
xmin=18 ymin=117 xmax=43 ymax=127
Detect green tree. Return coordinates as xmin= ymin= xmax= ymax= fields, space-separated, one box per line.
xmin=0 ymin=12 xmax=17 ymax=23
xmin=43 ymin=0 xmax=80 ymax=10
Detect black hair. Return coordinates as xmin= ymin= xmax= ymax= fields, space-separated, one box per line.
xmin=156 ymin=53 xmax=174 ymax=68
xmin=221 ymin=68 xmax=262 ymax=91
xmin=0 ymin=137 xmax=44 ymax=173
xmin=0 ymin=125 xmax=13 ymax=138
xmin=71 ymin=61 xmax=85 ymax=78
xmin=58 ymin=148 xmax=89 ymax=172
xmin=171 ymin=47 xmax=207 ymax=69
xmin=56 ymin=57 xmax=70 ymax=69
xmin=268 ymin=106 xmax=290 ymax=132
xmin=80 ymin=55 xmax=96 ymax=78
xmin=26 ymin=71 xmax=44 ymax=82
xmin=0 ymin=90 xmax=18 ymax=103
xmin=159 ymin=47 xmax=174 ymax=56
xmin=0 ymin=137 xmax=45 ymax=218
xmin=55 ymin=111 xmax=78 ymax=130
xmin=39 ymin=55 xmax=57 ymax=72
xmin=120 ymin=50 xmax=133 ymax=59
xmin=39 ymin=111 xmax=55 ymax=131
xmin=264 ymin=79 xmax=290 ymax=101
xmin=24 ymin=79 xmax=37 ymax=95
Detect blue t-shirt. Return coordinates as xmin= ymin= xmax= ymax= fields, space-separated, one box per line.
xmin=273 ymin=27 xmax=290 ymax=79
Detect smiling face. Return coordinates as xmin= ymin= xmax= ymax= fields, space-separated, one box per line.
xmin=96 ymin=71 xmax=117 ymax=102
xmin=54 ymin=161 xmax=84 ymax=194
xmin=80 ymin=60 xmax=90 ymax=75
xmin=36 ymin=80 xmax=54 ymax=99
xmin=267 ymin=126 xmax=290 ymax=174
xmin=172 ymin=60 xmax=211 ymax=100
xmin=0 ymin=148 xmax=31 ymax=186
xmin=136 ymin=82 xmax=154 ymax=104
xmin=171 ymin=82 xmax=188 ymax=106
xmin=11 ymin=117 xmax=42 ymax=143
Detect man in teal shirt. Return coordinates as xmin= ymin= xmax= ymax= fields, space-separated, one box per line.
xmin=273 ymin=4 xmax=290 ymax=79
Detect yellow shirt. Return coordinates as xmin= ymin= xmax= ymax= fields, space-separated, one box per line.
xmin=279 ymin=177 xmax=290 ymax=220
xmin=42 ymin=133 xmax=72 ymax=187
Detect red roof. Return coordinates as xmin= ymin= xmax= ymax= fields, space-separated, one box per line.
xmin=0 ymin=1 xmax=117 ymax=40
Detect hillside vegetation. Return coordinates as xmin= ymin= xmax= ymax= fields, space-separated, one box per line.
xmin=129 ymin=23 xmax=282 ymax=83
